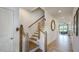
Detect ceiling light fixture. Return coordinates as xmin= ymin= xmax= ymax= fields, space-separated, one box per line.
xmin=58 ymin=10 xmax=62 ymax=13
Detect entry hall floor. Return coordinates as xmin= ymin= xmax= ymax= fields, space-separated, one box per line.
xmin=47 ymin=34 xmax=73 ymax=52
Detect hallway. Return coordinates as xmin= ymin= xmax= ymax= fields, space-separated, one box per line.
xmin=0 ymin=7 xmax=79 ymax=52
xmin=48 ymin=34 xmax=73 ymax=52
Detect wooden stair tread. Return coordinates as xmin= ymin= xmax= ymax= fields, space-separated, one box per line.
xmin=32 ymin=35 xmax=39 ymax=37
xmin=29 ymin=39 xmax=38 ymax=44
xmin=29 ymin=41 xmax=38 ymax=51
xmin=29 ymin=37 xmax=37 ymax=41
xmin=34 ymin=32 xmax=39 ymax=34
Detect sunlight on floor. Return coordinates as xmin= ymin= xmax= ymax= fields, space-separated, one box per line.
xmin=58 ymin=34 xmax=69 ymax=46
xmin=57 ymin=34 xmax=71 ymax=52
xmin=48 ymin=34 xmax=73 ymax=52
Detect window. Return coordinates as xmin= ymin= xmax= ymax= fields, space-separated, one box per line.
xmin=59 ymin=23 xmax=68 ymax=34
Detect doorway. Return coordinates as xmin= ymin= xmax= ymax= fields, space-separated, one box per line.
xmin=59 ymin=23 xmax=68 ymax=34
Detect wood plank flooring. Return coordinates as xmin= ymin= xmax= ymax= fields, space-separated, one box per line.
xmin=47 ymin=34 xmax=73 ymax=52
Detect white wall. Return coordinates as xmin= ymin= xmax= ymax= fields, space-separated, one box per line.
xmin=19 ymin=8 xmax=44 ymax=34
xmin=42 ymin=8 xmax=58 ymax=45
xmin=71 ymin=7 xmax=79 ymax=52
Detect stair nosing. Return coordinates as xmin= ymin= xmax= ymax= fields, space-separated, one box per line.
xmin=29 ymin=37 xmax=37 ymax=41
xmin=32 ymin=35 xmax=39 ymax=37
xmin=30 ymin=36 xmax=38 ymax=40
xmin=29 ymin=40 xmax=38 ymax=45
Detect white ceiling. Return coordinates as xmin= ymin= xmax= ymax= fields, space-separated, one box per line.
xmin=22 ymin=7 xmax=74 ymax=17
xmin=22 ymin=7 xmax=74 ymax=21
xmin=44 ymin=7 xmax=74 ymax=19
xmin=22 ymin=7 xmax=38 ymax=12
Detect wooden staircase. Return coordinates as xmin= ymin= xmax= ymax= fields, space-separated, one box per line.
xmin=28 ymin=15 xmax=46 ymax=52
xmin=18 ymin=15 xmax=47 ymax=52
xmin=29 ymin=32 xmax=42 ymax=52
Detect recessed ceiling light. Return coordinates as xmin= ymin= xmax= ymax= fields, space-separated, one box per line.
xmin=58 ymin=10 xmax=62 ymax=13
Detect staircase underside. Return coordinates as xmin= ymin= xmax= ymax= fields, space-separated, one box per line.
xmin=35 ymin=48 xmax=42 ymax=52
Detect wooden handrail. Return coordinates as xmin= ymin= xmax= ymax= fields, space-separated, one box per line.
xmin=19 ymin=24 xmax=27 ymax=52
xmin=28 ymin=15 xmax=44 ymax=28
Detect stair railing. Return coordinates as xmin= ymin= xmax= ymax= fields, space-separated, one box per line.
xmin=22 ymin=29 xmax=29 ymax=52
xmin=23 ymin=33 xmax=29 ymax=52
xmin=19 ymin=15 xmax=46 ymax=52
xmin=18 ymin=25 xmax=29 ymax=52
xmin=27 ymin=15 xmax=46 ymax=52
xmin=39 ymin=30 xmax=47 ymax=52
xmin=28 ymin=15 xmax=45 ymax=38
xmin=28 ymin=15 xmax=44 ymax=28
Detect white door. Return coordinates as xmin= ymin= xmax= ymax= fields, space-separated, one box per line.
xmin=0 ymin=8 xmax=14 ymax=52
